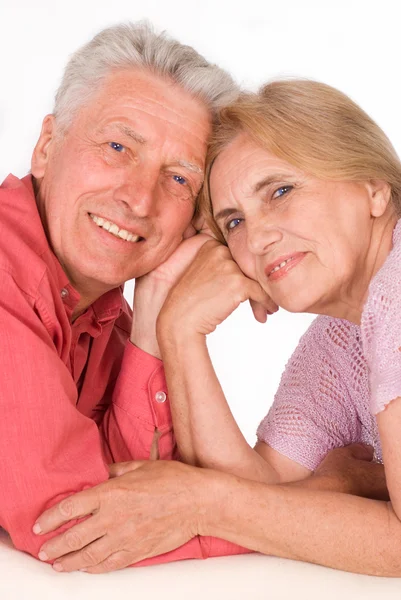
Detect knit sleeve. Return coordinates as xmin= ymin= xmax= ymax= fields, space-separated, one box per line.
xmin=361 ymin=220 xmax=401 ymax=415
xmin=257 ymin=317 xmax=369 ymax=471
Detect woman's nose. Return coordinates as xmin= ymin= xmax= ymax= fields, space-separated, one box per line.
xmin=246 ymin=218 xmax=283 ymax=255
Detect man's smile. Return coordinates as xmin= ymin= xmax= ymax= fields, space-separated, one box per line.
xmin=89 ymin=213 xmax=144 ymax=243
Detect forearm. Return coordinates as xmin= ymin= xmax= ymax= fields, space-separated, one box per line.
xmin=201 ymin=471 xmax=401 ymax=576
xmin=158 ymin=330 xmax=279 ymax=482
xmin=377 ymin=400 xmax=401 ymax=516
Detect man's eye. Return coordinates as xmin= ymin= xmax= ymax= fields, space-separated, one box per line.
xmin=272 ymin=185 xmax=293 ymax=199
xmin=226 ymin=217 xmax=243 ymax=232
xmin=108 ymin=142 xmax=125 ymax=152
xmin=173 ymin=175 xmax=187 ymax=185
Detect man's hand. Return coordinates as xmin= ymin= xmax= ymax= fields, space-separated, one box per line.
xmin=294 ymin=444 xmax=389 ymax=500
xmin=34 ymin=461 xmax=208 ymax=573
xmin=130 ymin=233 xmax=212 ymax=358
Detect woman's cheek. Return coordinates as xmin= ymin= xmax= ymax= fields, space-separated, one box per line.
xmin=229 ymin=239 xmax=257 ymax=281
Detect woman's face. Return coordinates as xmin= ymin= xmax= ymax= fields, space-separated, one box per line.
xmin=210 ymin=133 xmax=393 ymax=319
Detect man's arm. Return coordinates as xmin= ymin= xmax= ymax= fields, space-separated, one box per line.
xmin=0 ymin=271 xmax=110 ymax=557
xmin=33 ymin=456 xmax=398 ymax=576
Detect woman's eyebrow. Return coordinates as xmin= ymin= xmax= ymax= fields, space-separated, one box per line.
xmin=213 ymin=207 xmax=237 ymax=222
xmin=253 ymin=173 xmax=295 ymax=193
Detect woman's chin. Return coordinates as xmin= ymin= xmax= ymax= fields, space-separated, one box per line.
xmin=273 ymin=294 xmax=319 ymax=315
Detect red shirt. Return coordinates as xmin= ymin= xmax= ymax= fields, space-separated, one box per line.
xmin=0 ymin=175 xmax=248 ymax=565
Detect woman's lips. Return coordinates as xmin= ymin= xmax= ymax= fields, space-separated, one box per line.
xmin=265 ymin=252 xmax=306 ymax=282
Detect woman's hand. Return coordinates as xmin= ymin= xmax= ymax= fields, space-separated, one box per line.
xmin=296 ymin=444 xmax=389 ymax=500
xmin=157 ymin=239 xmax=277 ymax=342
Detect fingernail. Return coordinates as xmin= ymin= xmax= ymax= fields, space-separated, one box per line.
xmin=80 ymin=568 xmax=88 ymax=572
xmin=33 ymin=523 xmax=42 ymax=534
xmin=53 ymin=562 xmax=63 ymax=572
xmin=38 ymin=551 xmax=48 ymax=561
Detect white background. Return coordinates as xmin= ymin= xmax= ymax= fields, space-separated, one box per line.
xmin=1 ymin=0 xmax=400 ymax=443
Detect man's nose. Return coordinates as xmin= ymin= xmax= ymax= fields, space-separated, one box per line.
xmin=113 ymin=172 xmax=158 ymax=218
xmin=246 ymin=217 xmax=283 ymax=255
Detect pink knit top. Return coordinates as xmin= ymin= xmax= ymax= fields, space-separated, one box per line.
xmin=257 ymin=220 xmax=401 ymax=470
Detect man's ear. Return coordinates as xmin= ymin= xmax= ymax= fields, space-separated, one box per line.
xmin=31 ymin=115 xmax=57 ymax=178
xmin=366 ymin=179 xmax=392 ymax=217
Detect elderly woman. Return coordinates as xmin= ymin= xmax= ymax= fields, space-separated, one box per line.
xmin=156 ymin=79 xmax=401 ymax=560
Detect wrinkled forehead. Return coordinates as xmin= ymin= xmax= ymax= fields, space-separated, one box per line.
xmin=210 ymin=133 xmax=293 ymax=205
xmin=68 ymin=67 xmax=212 ymax=137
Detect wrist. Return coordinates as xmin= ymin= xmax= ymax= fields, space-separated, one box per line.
xmin=157 ymin=314 xmax=206 ymax=354
xmin=193 ymin=468 xmax=229 ymax=537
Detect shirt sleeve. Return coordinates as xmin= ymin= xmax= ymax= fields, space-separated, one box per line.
xmin=100 ymin=341 xmax=178 ymax=462
xmin=0 ymin=271 xmax=110 ymax=557
xmin=133 ymin=537 xmax=251 ymax=567
xmin=257 ymin=317 xmax=365 ymax=471
xmin=0 ymin=268 xmax=252 ymax=567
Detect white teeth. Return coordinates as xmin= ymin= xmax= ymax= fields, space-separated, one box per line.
xmin=269 ymin=257 xmax=294 ymax=275
xmin=90 ymin=214 xmax=140 ymax=243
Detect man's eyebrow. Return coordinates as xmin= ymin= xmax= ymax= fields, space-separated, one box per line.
xmin=97 ymin=123 xmax=146 ymax=144
xmin=116 ymin=124 xmax=146 ymax=144
xmin=173 ymin=160 xmax=203 ymax=175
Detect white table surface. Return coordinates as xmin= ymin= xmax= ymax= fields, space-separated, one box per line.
xmin=1 ymin=528 xmax=401 ymax=600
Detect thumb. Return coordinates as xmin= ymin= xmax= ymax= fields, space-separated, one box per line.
xmin=109 ymin=460 xmax=146 ymax=478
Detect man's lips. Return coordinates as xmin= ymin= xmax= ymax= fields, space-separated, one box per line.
xmin=89 ymin=213 xmax=145 ymax=243
xmin=265 ymin=252 xmax=306 ymax=280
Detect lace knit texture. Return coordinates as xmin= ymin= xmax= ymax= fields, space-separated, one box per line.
xmin=258 ymin=222 xmax=401 ymax=470
xmin=361 ymin=220 xmax=401 ymax=414
xmin=257 ymin=316 xmax=381 ymax=471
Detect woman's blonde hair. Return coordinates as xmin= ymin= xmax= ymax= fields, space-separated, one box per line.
xmin=200 ymin=79 xmax=401 ymax=241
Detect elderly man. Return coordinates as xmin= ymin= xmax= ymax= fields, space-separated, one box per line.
xmin=0 ymin=21 xmax=249 ymax=568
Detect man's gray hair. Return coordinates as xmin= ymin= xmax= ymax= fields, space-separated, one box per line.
xmin=54 ymin=22 xmax=239 ymax=129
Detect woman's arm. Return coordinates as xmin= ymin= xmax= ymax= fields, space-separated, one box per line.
xmin=158 ymin=241 xmax=388 ymax=498
xmin=377 ymin=401 xmax=401 ymax=516
xmin=157 ymin=240 xmax=285 ymax=482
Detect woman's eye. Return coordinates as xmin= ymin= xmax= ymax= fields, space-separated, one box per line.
xmin=108 ymin=142 xmax=125 ymax=153
xmin=226 ymin=217 xmax=243 ymax=232
xmin=272 ymin=185 xmax=293 ymax=200
xmin=173 ymin=175 xmax=187 ymax=185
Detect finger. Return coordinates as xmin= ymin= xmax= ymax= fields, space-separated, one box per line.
xmin=34 ymin=490 xmax=99 ymax=535
xmin=84 ymin=550 xmax=136 ymax=574
xmin=192 ymin=212 xmax=206 ymax=232
xmin=52 ymin=534 xmax=112 ymax=573
xmin=249 ymin=299 xmax=267 ymax=323
xmin=196 ymin=238 xmax=224 ymax=257
xmin=246 ymin=280 xmax=278 ymax=317
xmin=39 ymin=515 xmax=104 ymax=562
xmin=109 ymin=460 xmax=146 ymax=478
xmin=182 ymin=223 xmax=197 ymax=240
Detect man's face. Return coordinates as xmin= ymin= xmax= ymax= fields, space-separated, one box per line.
xmin=32 ymin=69 xmax=211 ymax=298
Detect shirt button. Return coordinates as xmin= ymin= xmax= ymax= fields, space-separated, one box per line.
xmin=155 ymin=391 xmax=167 ymax=403
xmin=61 ymin=288 xmax=69 ymax=299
